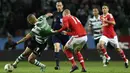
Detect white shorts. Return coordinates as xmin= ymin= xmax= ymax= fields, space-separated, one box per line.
xmin=99 ymin=35 xmax=120 ymax=48
xmin=66 ymin=35 xmax=87 ymax=50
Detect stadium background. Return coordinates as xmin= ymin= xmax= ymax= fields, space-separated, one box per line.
xmin=0 ymin=0 xmax=130 ymax=61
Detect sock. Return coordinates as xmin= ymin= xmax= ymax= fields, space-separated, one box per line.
xmin=34 ymin=59 xmax=46 ymax=67
xmin=118 ymin=49 xmax=127 ymax=62
xmin=13 ymin=54 xmax=25 ymax=66
xmin=54 ymin=52 xmax=60 ymax=67
xmin=101 ymin=48 xmax=109 ymax=59
xmin=64 ymin=49 xmax=76 ymax=66
xmin=75 ymin=51 xmax=85 ymax=69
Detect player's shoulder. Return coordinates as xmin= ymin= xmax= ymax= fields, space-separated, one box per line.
xmin=107 ymin=13 xmax=113 ymax=17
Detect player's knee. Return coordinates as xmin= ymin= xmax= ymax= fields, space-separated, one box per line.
xmin=64 ymin=46 xmax=68 ymax=50
xmin=74 ymin=50 xmax=80 ymax=54
xmin=22 ymin=52 xmax=30 ymax=57
xmin=99 ymin=43 xmax=105 ymax=49
xmin=28 ymin=57 xmax=35 ymax=64
xmin=22 ymin=50 xmax=32 ymax=57
xmin=96 ymin=43 xmax=100 ymax=49
xmin=55 ymin=47 xmax=60 ymax=52
xmin=116 ymin=48 xmax=121 ymax=52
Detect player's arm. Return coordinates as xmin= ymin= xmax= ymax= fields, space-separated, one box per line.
xmin=44 ymin=13 xmax=53 ymax=18
xmin=66 ymin=32 xmax=75 ymax=36
xmin=102 ymin=23 xmax=108 ymax=27
xmin=87 ymin=20 xmax=92 ymax=32
xmin=104 ymin=14 xmax=116 ymax=25
xmin=60 ymin=31 xmax=75 ymax=36
xmin=38 ymin=13 xmax=53 ymax=21
xmin=104 ymin=20 xmax=115 ymax=25
xmin=16 ymin=33 xmax=32 ymax=44
xmin=10 ymin=33 xmax=32 ymax=48
xmin=57 ymin=17 xmax=69 ymax=32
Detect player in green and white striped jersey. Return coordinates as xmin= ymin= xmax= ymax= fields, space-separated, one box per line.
xmin=10 ymin=13 xmax=55 ymax=72
xmin=88 ymin=8 xmax=107 ymax=67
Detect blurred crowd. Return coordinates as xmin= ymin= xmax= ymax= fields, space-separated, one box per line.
xmin=0 ymin=0 xmax=130 ymax=37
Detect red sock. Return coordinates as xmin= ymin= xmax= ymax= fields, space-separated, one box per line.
xmin=75 ymin=51 xmax=85 ymax=69
xmin=101 ymin=48 xmax=109 ymax=58
xmin=64 ymin=49 xmax=76 ymax=66
xmin=119 ymin=49 xmax=127 ymax=62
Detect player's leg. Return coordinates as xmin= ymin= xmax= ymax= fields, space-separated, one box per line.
xmin=52 ymin=36 xmax=61 ymax=70
xmin=53 ymin=43 xmax=61 ymax=69
xmin=116 ymin=48 xmax=129 ymax=68
xmin=63 ymin=37 xmax=78 ymax=73
xmin=75 ymin=50 xmax=86 ymax=72
xmin=12 ymin=47 xmax=32 ymax=68
xmin=28 ymin=41 xmax=47 ymax=72
xmin=96 ymin=39 xmax=106 ymax=65
xmin=98 ymin=36 xmax=110 ymax=65
xmin=12 ymin=38 xmax=36 ymax=68
xmin=110 ymin=36 xmax=129 ymax=68
xmin=28 ymin=52 xmax=46 ymax=72
xmin=74 ymin=36 xmax=87 ymax=72
xmin=97 ymin=43 xmax=106 ymax=66
xmin=64 ymin=46 xmax=78 ymax=73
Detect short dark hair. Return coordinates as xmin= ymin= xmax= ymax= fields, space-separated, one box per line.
xmin=56 ymin=0 xmax=62 ymax=3
xmin=102 ymin=4 xmax=109 ymax=8
xmin=93 ymin=7 xmax=99 ymax=10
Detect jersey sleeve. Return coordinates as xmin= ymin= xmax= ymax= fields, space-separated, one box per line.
xmin=29 ymin=28 xmax=36 ymax=36
xmin=29 ymin=31 xmax=35 ymax=36
xmin=38 ymin=15 xmax=48 ymax=21
xmin=29 ymin=25 xmax=40 ymax=36
xmin=66 ymin=32 xmax=76 ymax=36
xmin=88 ymin=18 xmax=93 ymax=26
xmin=58 ymin=17 xmax=69 ymax=32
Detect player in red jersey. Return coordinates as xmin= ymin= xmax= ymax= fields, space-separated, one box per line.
xmin=55 ymin=9 xmax=87 ymax=73
xmin=97 ymin=5 xmax=129 ymax=68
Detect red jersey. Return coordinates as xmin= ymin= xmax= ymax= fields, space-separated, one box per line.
xmin=58 ymin=15 xmax=87 ymax=36
xmin=100 ymin=13 xmax=116 ymax=38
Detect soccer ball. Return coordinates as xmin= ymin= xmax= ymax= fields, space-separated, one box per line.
xmin=4 ymin=64 xmax=14 ymax=72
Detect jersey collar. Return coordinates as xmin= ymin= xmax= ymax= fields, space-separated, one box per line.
xmin=93 ymin=15 xmax=100 ymax=20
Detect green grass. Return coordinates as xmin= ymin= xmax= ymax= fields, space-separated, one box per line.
xmin=0 ymin=61 xmax=129 ymax=73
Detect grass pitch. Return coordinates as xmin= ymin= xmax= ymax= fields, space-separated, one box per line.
xmin=0 ymin=61 xmax=129 ymax=73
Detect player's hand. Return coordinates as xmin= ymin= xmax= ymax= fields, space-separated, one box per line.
xmin=51 ymin=29 xmax=58 ymax=33
xmin=10 ymin=42 xmax=17 ymax=48
xmin=45 ymin=13 xmax=53 ymax=17
xmin=102 ymin=24 xmax=108 ymax=27
xmin=61 ymin=31 xmax=67 ymax=35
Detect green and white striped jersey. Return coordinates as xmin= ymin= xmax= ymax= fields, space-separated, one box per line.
xmin=88 ymin=15 xmax=102 ymax=40
xmin=29 ymin=15 xmax=53 ymax=44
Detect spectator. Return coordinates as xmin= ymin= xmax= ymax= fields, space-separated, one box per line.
xmin=4 ymin=35 xmax=16 ymax=51
xmin=76 ymin=4 xmax=88 ymax=26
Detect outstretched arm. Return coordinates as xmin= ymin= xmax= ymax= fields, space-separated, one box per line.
xmin=17 ymin=33 xmax=32 ymax=44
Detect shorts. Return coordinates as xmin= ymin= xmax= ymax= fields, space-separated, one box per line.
xmin=99 ymin=35 xmax=120 ymax=48
xmin=27 ymin=37 xmax=47 ymax=56
xmin=94 ymin=38 xmax=100 ymax=46
xmin=66 ymin=35 xmax=87 ymax=50
xmin=94 ymin=38 xmax=114 ymax=49
xmin=52 ymin=34 xmax=69 ymax=46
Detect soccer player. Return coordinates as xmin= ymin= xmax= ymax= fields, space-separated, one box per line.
xmin=55 ymin=9 xmax=87 ymax=73
xmin=51 ymin=1 xmax=69 ymax=70
xmin=87 ymin=8 xmax=106 ymax=66
xmin=97 ymin=5 xmax=129 ymax=68
xmin=11 ymin=13 xmax=54 ymax=71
